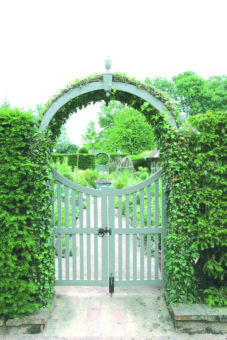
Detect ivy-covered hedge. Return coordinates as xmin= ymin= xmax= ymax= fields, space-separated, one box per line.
xmin=0 ymin=105 xmax=55 ymax=319
xmin=190 ymin=112 xmax=227 ymax=306
xmin=51 ymin=153 xmax=95 ymax=170
xmin=1 ymin=71 xmax=224 ymax=324
xmin=158 ymin=111 xmax=227 ymax=306
xmin=42 ymin=72 xmax=226 ymax=306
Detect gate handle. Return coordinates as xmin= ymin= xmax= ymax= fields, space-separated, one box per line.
xmin=98 ymin=228 xmax=112 ymax=237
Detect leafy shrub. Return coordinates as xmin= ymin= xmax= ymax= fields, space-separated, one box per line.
xmin=189 ymin=112 xmax=227 ymax=305
xmin=0 ymin=105 xmax=55 ymax=319
xmin=78 ymin=146 xmax=89 ymax=153
xmin=72 ymin=169 xmax=99 ymax=188
xmin=53 ymin=158 xmax=73 ymax=180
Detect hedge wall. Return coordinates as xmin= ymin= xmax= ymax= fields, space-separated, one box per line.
xmin=158 ymin=111 xmax=227 ymax=306
xmin=51 ymin=152 xmax=151 ymax=172
xmin=189 ymin=112 xmax=227 ymax=306
xmin=51 ymin=153 xmax=95 ymax=170
xmin=0 ymin=105 xmax=55 ymax=319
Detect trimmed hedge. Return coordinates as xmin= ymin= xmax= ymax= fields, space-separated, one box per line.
xmin=158 ymin=111 xmax=227 ymax=306
xmin=51 ymin=152 xmax=151 ymax=172
xmin=189 ymin=112 xmax=227 ymax=306
xmin=51 ymin=153 xmax=95 ymax=170
xmin=0 ymin=105 xmax=55 ymax=319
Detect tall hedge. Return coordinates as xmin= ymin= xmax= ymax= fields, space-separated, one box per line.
xmin=189 ymin=112 xmax=227 ymax=305
xmin=0 ymin=105 xmax=55 ymax=319
xmin=158 ymin=111 xmax=227 ymax=306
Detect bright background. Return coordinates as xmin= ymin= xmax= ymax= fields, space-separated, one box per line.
xmin=1 ymin=0 xmax=226 ymax=145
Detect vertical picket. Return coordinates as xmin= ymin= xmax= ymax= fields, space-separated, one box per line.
xmin=72 ymin=189 xmax=76 ymax=280
xmin=101 ymin=187 xmax=108 ymax=285
xmin=118 ymin=196 xmax=122 ymax=281
xmin=132 ymin=192 xmax=137 ymax=281
xmin=79 ymin=192 xmax=84 ymax=280
xmin=147 ymin=184 xmax=151 ymax=228
xmin=57 ymin=181 xmax=62 ymax=281
xmin=64 ymin=186 xmax=70 ymax=280
xmin=155 ymin=179 xmax=159 ymax=279
xmin=161 ymin=178 xmax=166 ymax=280
xmin=109 ymin=188 xmax=115 ymax=282
xmin=140 ymin=189 xmax=144 ymax=280
xmin=94 ymin=196 xmax=98 ymax=281
xmin=86 ymin=194 xmax=91 ymax=281
xmin=125 ymin=194 xmax=130 ymax=281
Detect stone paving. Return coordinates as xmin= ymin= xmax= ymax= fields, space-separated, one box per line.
xmin=1 ymin=203 xmax=227 ymax=339
xmin=1 ymin=286 xmax=227 ymax=340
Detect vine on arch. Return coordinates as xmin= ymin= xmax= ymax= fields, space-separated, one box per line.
xmin=38 ymin=73 xmax=225 ymax=305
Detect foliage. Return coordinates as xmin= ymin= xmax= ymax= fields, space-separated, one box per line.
xmin=82 ymin=101 xmax=156 ymax=154
xmin=54 ymin=125 xmax=79 ymax=153
xmin=0 ymin=105 xmax=55 ymax=319
xmin=38 ymin=73 xmax=226 ymax=307
xmin=51 ymin=153 xmax=95 ymax=170
xmin=188 ymin=112 xmax=227 ymax=305
xmin=103 ymin=107 xmax=156 ymax=153
xmin=53 ymin=158 xmax=74 ymax=180
xmin=131 ymin=154 xmax=152 ymax=171
xmin=146 ymin=72 xmax=227 ymax=115
xmin=81 ymin=121 xmax=102 ymax=152
xmin=203 ymin=286 xmax=227 ymax=307
xmin=158 ymin=111 xmax=227 ymax=306
xmin=78 ymin=146 xmax=89 ymax=154
xmin=72 ymin=168 xmax=99 ymax=188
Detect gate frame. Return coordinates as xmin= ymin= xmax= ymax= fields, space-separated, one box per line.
xmin=53 ymin=168 xmax=166 ymax=290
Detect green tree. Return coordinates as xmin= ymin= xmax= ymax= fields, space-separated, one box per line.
xmin=81 ymin=102 xmax=156 ymax=154
xmin=208 ymin=75 xmax=227 ymax=111
xmin=98 ymin=101 xmax=127 ymax=129
xmin=104 ymin=108 xmax=155 ymax=154
xmin=81 ymin=121 xmax=103 ymax=152
xmin=54 ymin=126 xmax=79 ymax=153
xmin=145 ymin=71 xmax=227 ymax=115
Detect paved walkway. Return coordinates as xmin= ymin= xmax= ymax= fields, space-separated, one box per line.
xmin=2 ymin=286 xmax=226 ymax=339
xmin=2 ymin=202 xmax=227 ymax=340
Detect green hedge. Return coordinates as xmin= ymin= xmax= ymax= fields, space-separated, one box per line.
xmin=158 ymin=111 xmax=227 ymax=306
xmin=51 ymin=152 xmax=151 ymax=172
xmin=189 ymin=112 xmax=227 ymax=306
xmin=51 ymin=153 xmax=95 ymax=170
xmin=0 ymin=105 xmax=55 ymax=319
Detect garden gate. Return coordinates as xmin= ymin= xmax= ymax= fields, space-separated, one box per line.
xmin=52 ymin=168 xmax=166 ymax=293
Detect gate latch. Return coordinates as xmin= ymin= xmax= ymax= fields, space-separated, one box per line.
xmin=98 ymin=227 xmax=112 ymax=237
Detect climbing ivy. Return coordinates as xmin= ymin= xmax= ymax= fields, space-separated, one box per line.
xmin=189 ymin=112 xmax=227 ymax=306
xmin=0 ymin=72 xmax=225 ymax=323
xmin=39 ymin=73 xmax=226 ymax=306
xmin=38 ymin=73 xmax=179 ymax=140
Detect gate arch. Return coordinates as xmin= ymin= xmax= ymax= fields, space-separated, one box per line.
xmin=39 ymin=72 xmax=179 ymax=134
xmin=42 ymin=71 xmax=174 ymax=291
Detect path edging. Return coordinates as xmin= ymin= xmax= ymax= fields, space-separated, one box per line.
xmin=0 ymin=302 xmax=53 ymax=336
xmin=163 ymin=290 xmax=227 ymax=334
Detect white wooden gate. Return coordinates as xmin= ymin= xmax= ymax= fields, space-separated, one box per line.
xmin=52 ymin=169 xmax=166 ymax=292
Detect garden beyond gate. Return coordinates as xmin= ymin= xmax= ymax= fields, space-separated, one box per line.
xmin=52 ymin=168 xmax=166 ymax=293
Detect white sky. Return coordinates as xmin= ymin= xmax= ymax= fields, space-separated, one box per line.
xmin=0 ymin=0 xmax=227 ymax=145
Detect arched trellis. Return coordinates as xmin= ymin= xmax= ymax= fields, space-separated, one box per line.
xmin=39 ymin=72 xmax=179 ymax=135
